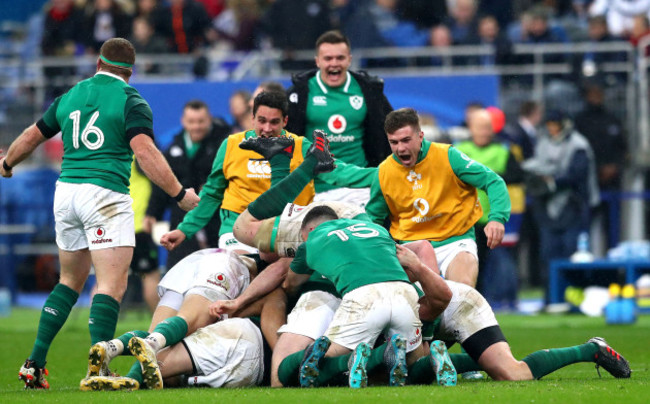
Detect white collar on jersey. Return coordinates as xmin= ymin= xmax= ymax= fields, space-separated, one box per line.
xmin=96 ymin=71 xmax=127 ymax=83
xmin=316 ymin=71 xmax=351 ymax=94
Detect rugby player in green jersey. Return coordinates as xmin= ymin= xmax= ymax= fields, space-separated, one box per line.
xmin=0 ymin=38 xmax=199 ymax=389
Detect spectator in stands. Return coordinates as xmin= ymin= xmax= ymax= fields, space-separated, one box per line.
xmin=474 ymin=15 xmax=515 ymax=66
xmin=145 ymin=100 xmax=230 ymax=268
xmin=589 ymin=0 xmax=650 ymax=37
xmin=443 ymin=0 xmax=479 ymax=44
xmin=212 ymin=0 xmax=260 ymax=51
xmin=261 ymin=0 xmax=332 ymax=70
xmin=41 ymin=0 xmax=85 ymax=99
xmin=478 ymin=0 xmax=515 ymax=29
xmin=456 ymin=108 xmax=525 ymax=309
xmin=286 ymin=30 xmax=392 ymax=206
xmin=574 ymin=15 xmax=628 ymax=83
xmin=426 ymin=25 xmax=455 ymax=67
xmin=523 ymin=110 xmax=600 ymax=303
xmin=82 ymin=0 xmax=132 ymax=54
xmin=628 ymin=14 xmax=650 ymax=54
xmin=130 ymin=17 xmax=169 ymax=73
xmin=229 ymin=89 xmax=251 ymax=133
xmin=574 ymin=82 xmax=626 ymax=191
xmin=152 ymin=0 xmax=213 ymax=53
xmin=502 ymin=100 xmax=543 ymax=160
xmin=135 ymin=0 xmax=161 ymax=20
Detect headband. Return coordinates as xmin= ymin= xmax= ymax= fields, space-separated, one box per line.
xmin=100 ymin=55 xmax=133 ymax=68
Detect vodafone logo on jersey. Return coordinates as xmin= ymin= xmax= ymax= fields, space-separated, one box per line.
xmin=328 ymin=114 xmax=347 ymax=134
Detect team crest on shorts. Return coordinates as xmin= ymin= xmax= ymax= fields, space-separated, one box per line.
xmin=208 ymin=273 xmax=230 ymax=291
xmin=349 ymin=95 xmax=364 ymax=110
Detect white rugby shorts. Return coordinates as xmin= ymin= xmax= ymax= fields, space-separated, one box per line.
xmin=434 ymin=238 xmax=478 ymax=277
xmin=184 ymin=318 xmax=264 ymax=388
xmin=313 ymin=187 xmax=370 ymax=208
xmin=435 ymin=280 xmax=499 ymax=344
xmin=277 ymin=290 xmax=341 ymax=340
xmin=325 ymin=282 xmax=422 ymax=353
xmin=54 ymin=182 xmax=134 ymax=251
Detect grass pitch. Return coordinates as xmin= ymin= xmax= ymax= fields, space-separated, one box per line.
xmin=1 ymin=308 xmax=648 ymax=403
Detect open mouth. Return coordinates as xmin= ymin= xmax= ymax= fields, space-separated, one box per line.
xmin=327 ymin=69 xmax=342 ymax=81
xmin=398 ymin=154 xmax=413 ymax=166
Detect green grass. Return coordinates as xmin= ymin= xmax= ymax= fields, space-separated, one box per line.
xmin=1 ymin=308 xmax=649 ymax=403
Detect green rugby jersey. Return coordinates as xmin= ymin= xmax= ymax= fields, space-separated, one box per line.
xmin=305 ymin=72 xmax=368 ymax=193
xmin=37 ymin=72 xmax=154 ymax=194
xmin=291 ymin=218 xmax=410 ymax=296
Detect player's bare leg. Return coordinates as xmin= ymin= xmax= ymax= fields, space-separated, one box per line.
xmin=271 ymin=333 xmax=314 ymax=387
xmin=445 ymin=252 xmax=478 ymax=287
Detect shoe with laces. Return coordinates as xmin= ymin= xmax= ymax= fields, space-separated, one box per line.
xmin=18 ymin=359 xmax=49 ymax=389
xmin=384 ymin=335 xmax=408 ymax=387
xmin=299 ymin=336 xmax=331 ymax=387
xmin=348 ymin=342 xmax=371 ymax=388
xmin=239 ymin=135 xmax=295 ymax=160
xmin=588 ymin=337 xmax=631 ymax=378
xmin=307 ymin=130 xmax=335 ymax=174
xmin=80 ymin=376 xmax=139 ymax=391
xmin=128 ymin=337 xmax=163 ymax=389
xmin=429 ymin=340 xmax=457 ymax=386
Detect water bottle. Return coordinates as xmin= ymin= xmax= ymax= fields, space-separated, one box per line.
xmin=619 ymin=284 xmax=637 ymax=324
xmin=0 ymin=288 xmax=11 ymax=317
xmin=570 ymin=232 xmax=594 ymax=263
xmin=605 ymin=283 xmax=621 ymax=324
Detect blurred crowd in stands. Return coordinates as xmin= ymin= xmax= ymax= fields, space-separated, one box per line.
xmin=18 ymin=0 xmax=650 ymax=64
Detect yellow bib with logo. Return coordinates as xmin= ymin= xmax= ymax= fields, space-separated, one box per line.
xmin=378 ymin=143 xmax=483 ymax=241
xmin=220 ymin=132 xmax=314 ymax=213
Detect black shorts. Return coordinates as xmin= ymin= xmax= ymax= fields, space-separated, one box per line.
xmin=130 ymin=232 xmax=159 ymax=274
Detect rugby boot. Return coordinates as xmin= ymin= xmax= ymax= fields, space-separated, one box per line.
xmin=86 ymin=341 xmax=111 ymax=378
xmin=588 ymin=337 xmax=631 ymax=378
xmin=430 ymin=340 xmax=457 ymax=386
xmin=307 ymin=130 xmax=335 ymax=174
xmin=383 ymin=334 xmax=408 ymax=387
xmin=299 ymin=336 xmax=331 ymax=387
xmin=129 ymin=337 xmax=163 ymax=389
xmin=18 ymin=359 xmax=49 ymax=389
xmin=348 ymin=342 xmax=371 ymax=388
xmin=239 ymin=135 xmax=295 ymax=160
xmin=80 ymin=376 xmax=139 ymax=391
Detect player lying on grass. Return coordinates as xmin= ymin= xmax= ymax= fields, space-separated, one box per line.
xmin=210 ymin=132 xmax=454 ymax=388
xmin=394 ymin=244 xmax=632 ymax=382
xmin=79 ymin=247 xmax=286 ymax=390
xmin=81 ymin=317 xmax=268 ymax=390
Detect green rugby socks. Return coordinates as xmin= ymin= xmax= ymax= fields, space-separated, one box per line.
xmin=29 ymin=284 xmax=79 ymax=368
xmin=449 ymin=353 xmax=481 ymax=373
xmin=89 ymin=294 xmax=120 ymax=345
xmin=522 ymin=342 xmax=599 ymax=379
xmin=146 ymin=316 xmax=188 ymax=351
xmin=269 ymin=154 xmax=291 ymax=187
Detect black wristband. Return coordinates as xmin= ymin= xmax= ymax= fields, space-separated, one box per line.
xmin=2 ymin=160 xmax=12 ymax=171
xmin=174 ymin=188 xmax=186 ymax=202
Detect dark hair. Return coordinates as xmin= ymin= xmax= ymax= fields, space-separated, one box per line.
xmin=519 ymin=100 xmax=540 ymax=117
xmin=258 ymin=81 xmax=285 ymax=93
xmin=385 ymin=108 xmax=421 ymax=135
xmin=300 ymin=205 xmax=339 ymax=233
xmin=98 ymin=38 xmax=136 ymax=79
xmin=184 ymin=99 xmax=209 ymax=111
xmin=315 ymin=30 xmax=350 ymax=52
xmin=253 ymin=91 xmax=288 ymax=117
